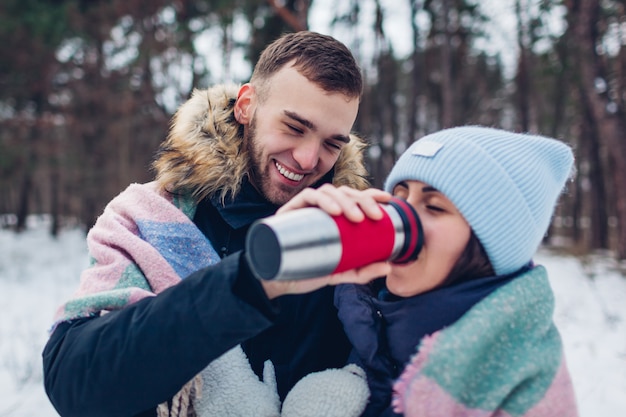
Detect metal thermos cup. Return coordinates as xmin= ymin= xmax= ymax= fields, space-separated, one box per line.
xmin=245 ymin=197 xmax=423 ymax=281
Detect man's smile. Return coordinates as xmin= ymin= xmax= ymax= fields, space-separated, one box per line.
xmin=275 ymin=161 xmax=305 ymax=182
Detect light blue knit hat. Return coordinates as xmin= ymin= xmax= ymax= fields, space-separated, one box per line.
xmin=384 ymin=126 xmax=574 ymax=275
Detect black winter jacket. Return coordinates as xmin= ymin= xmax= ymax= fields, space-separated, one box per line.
xmin=43 ymin=180 xmax=351 ymax=417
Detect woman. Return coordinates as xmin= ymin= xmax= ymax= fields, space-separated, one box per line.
xmin=334 ymin=126 xmax=579 ymax=416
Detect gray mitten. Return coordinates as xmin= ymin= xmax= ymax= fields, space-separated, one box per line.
xmin=281 ymin=364 xmax=370 ymax=417
xmin=194 ymin=345 xmax=281 ymax=417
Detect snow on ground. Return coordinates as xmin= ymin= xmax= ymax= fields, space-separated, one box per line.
xmin=1 ymin=220 xmax=625 ymax=416
xmin=537 ymin=250 xmax=626 ymax=416
xmin=1 ymin=218 xmax=88 ymax=417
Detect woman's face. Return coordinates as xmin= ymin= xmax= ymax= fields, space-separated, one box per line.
xmin=386 ymin=180 xmax=471 ymax=297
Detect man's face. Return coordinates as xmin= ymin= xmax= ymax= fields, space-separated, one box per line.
xmin=238 ymin=64 xmax=359 ymax=206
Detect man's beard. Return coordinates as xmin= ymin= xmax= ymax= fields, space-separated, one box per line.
xmin=245 ymin=117 xmax=306 ymax=206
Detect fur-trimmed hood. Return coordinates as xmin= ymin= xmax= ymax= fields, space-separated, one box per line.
xmin=153 ymin=84 xmax=369 ymax=203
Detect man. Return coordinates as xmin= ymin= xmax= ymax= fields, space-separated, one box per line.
xmin=43 ymin=31 xmax=390 ymax=417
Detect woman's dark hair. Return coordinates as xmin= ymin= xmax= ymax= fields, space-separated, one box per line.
xmin=442 ymin=230 xmax=495 ymax=287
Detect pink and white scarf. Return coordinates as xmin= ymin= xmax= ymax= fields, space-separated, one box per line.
xmin=52 ymin=181 xmax=220 ymax=327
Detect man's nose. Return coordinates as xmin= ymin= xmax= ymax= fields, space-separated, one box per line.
xmin=292 ymin=138 xmax=321 ymax=171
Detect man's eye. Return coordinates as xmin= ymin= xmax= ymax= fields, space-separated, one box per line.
xmin=326 ymin=141 xmax=342 ymax=150
xmin=287 ymin=124 xmax=303 ymax=134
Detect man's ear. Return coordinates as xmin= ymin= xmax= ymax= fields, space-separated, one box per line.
xmin=234 ymin=83 xmax=255 ymax=124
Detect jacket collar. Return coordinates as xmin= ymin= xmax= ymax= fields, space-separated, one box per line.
xmin=210 ymin=168 xmax=335 ymax=229
xmin=209 ymin=177 xmax=278 ymax=229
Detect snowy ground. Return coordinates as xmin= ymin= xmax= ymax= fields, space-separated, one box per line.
xmin=1 ymin=219 xmax=625 ymax=416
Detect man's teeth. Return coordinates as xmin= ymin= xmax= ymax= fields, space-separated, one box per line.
xmin=275 ymin=162 xmax=304 ymax=181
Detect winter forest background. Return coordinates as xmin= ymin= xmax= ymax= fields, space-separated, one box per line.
xmin=0 ymin=0 xmax=625 ymax=415
xmin=2 ymin=0 xmax=626 ymax=262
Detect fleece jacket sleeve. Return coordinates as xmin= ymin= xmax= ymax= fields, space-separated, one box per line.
xmin=42 ymin=252 xmax=277 ymax=417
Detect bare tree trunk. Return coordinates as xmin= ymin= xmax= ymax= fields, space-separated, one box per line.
xmin=550 ymin=37 xmax=569 ymax=138
xmin=50 ymin=163 xmax=60 ymax=237
xmin=408 ymin=0 xmax=422 ymax=143
xmin=515 ymin=0 xmax=531 ymax=132
xmin=580 ymin=96 xmax=609 ymax=249
xmin=573 ymin=0 xmax=626 ymax=259
xmin=16 ymin=126 xmax=38 ymax=232
xmin=440 ymin=0 xmax=454 ymax=128
xmin=267 ymin=0 xmax=309 ymax=31
xmin=16 ymin=168 xmax=33 ymax=232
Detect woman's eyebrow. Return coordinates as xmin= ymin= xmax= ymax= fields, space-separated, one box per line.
xmin=422 ymin=186 xmax=439 ymax=193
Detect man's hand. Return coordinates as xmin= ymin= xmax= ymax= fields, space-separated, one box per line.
xmin=277 ymin=184 xmax=392 ymax=222
xmin=260 ymin=261 xmax=391 ymax=299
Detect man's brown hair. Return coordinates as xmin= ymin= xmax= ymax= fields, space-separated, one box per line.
xmin=250 ymin=31 xmax=362 ymax=101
